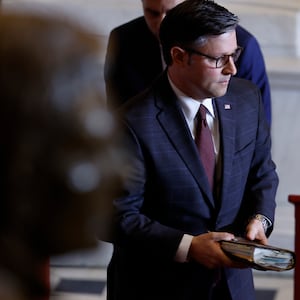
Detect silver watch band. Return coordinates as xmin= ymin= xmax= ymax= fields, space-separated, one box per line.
xmin=253 ymin=214 xmax=271 ymax=233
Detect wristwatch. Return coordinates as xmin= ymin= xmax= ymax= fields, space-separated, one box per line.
xmin=253 ymin=214 xmax=270 ymax=233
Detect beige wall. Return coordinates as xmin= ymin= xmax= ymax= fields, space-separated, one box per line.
xmin=2 ymin=0 xmax=300 ymax=59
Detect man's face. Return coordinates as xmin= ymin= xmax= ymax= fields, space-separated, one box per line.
xmin=170 ymin=31 xmax=239 ymax=100
xmin=142 ymin=0 xmax=184 ymax=39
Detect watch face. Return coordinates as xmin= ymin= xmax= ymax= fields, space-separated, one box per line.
xmin=254 ymin=214 xmax=269 ymax=232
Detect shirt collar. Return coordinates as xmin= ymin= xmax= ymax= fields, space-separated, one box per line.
xmin=168 ymin=76 xmax=215 ymax=121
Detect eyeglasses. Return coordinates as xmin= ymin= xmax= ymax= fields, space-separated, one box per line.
xmin=183 ymin=46 xmax=243 ymax=68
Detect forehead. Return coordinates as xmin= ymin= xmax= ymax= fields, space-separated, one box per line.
xmin=142 ymin=0 xmax=184 ymax=11
xmin=201 ymin=31 xmax=238 ymax=53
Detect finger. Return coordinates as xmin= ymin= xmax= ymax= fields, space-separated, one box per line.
xmin=210 ymin=231 xmax=235 ymax=242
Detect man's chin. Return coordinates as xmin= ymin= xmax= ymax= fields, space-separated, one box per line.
xmin=214 ymin=84 xmax=230 ymax=97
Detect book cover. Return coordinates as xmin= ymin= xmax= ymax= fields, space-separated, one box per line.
xmin=220 ymin=237 xmax=296 ymax=271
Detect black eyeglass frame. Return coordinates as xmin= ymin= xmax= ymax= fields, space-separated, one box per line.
xmin=183 ymin=46 xmax=243 ymax=68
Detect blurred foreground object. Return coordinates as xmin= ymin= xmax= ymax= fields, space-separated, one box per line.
xmin=0 ymin=11 xmax=126 ymax=300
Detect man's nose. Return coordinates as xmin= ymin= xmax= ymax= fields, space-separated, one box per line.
xmin=223 ymin=56 xmax=237 ymax=75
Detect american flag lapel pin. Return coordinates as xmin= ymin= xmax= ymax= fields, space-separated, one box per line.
xmin=224 ymin=104 xmax=231 ymax=110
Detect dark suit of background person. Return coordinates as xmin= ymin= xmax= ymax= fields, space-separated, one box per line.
xmin=104 ymin=7 xmax=272 ymax=125
xmin=106 ymin=1 xmax=278 ymax=300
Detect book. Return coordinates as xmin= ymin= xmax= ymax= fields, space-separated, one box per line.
xmin=219 ymin=237 xmax=296 ymax=271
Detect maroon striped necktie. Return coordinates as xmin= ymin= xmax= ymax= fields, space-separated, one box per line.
xmin=195 ymin=104 xmax=215 ymax=189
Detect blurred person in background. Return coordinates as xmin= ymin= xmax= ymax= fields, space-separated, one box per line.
xmin=0 ymin=11 xmax=127 ymax=300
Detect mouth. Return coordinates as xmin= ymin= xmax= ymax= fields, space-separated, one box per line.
xmin=219 ymin=81 xmax=229 ymax=86
xmin=219 ymin=77 xmax=231 ymax=85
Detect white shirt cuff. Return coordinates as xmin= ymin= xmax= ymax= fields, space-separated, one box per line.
xmin=174 ymin=234 xmax=193 ymax=263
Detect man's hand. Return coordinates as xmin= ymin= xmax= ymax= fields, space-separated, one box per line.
xmin=187 ymin=232 xmax=246 ymax=269
xmin=245 ymin=218 xmax=268 ymax=245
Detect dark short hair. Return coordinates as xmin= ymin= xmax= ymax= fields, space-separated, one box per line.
xmin=159 ymin=0 xmax=239 ymax=65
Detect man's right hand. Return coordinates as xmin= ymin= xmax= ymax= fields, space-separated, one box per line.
xmin=187 ymin=231 xmax=247 ymax=269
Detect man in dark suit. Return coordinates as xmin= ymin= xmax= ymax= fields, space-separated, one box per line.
xmin=104 ymin=0 xmax=272 ymax=125
xmin=106 ymin=1 xmax=278 ymax=299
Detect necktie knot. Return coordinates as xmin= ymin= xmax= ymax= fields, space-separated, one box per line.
xmin=199 ymin=104 xmax=207 ymax=120
xmin=198 ymin=104 xmax=208 ymax=126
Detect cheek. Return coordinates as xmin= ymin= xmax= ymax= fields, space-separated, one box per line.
xmin=201 ymin=70 xmax=221 ymax=88
xmin=187 ymin=60 xmax=218 ymax=80
xmin=196 ymin=70 xmax=223 ymax=96
xmin=190 ymin=68 xmax=213 ymax=87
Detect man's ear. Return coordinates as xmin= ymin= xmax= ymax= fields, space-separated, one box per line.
xmin=171 ymin=46 xmax=187 ymax=65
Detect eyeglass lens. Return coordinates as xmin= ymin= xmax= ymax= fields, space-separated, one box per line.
xmin=216 ymin=47 xmax=242 ymax=68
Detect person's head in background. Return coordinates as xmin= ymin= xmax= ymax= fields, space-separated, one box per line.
xmin=0 ymin=11 xmax=126 ymax=298
xmin=142 ymin=0 xmax=185 ymax=39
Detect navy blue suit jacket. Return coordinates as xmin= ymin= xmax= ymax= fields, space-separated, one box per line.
xmin=104 ymin=17 xmax=272 ymax=125
xmin=107 ymin=73 xmax=278 ymax=300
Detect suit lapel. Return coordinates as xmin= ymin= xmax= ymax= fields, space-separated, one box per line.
xmin=214 ymin=95 xmax=236 ymax=212
xmin=155 ymin=76 xmax=215 ymax=208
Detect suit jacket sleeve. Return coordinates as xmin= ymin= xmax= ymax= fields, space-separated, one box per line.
xmin=236 ymin=26 xmax=272 ymax=126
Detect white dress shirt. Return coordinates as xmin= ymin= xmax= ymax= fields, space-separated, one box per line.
xmin=169 ymin=77 xmax=220 ymax=162
xmin=168 ymin=77 xmax=220 ymax=262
